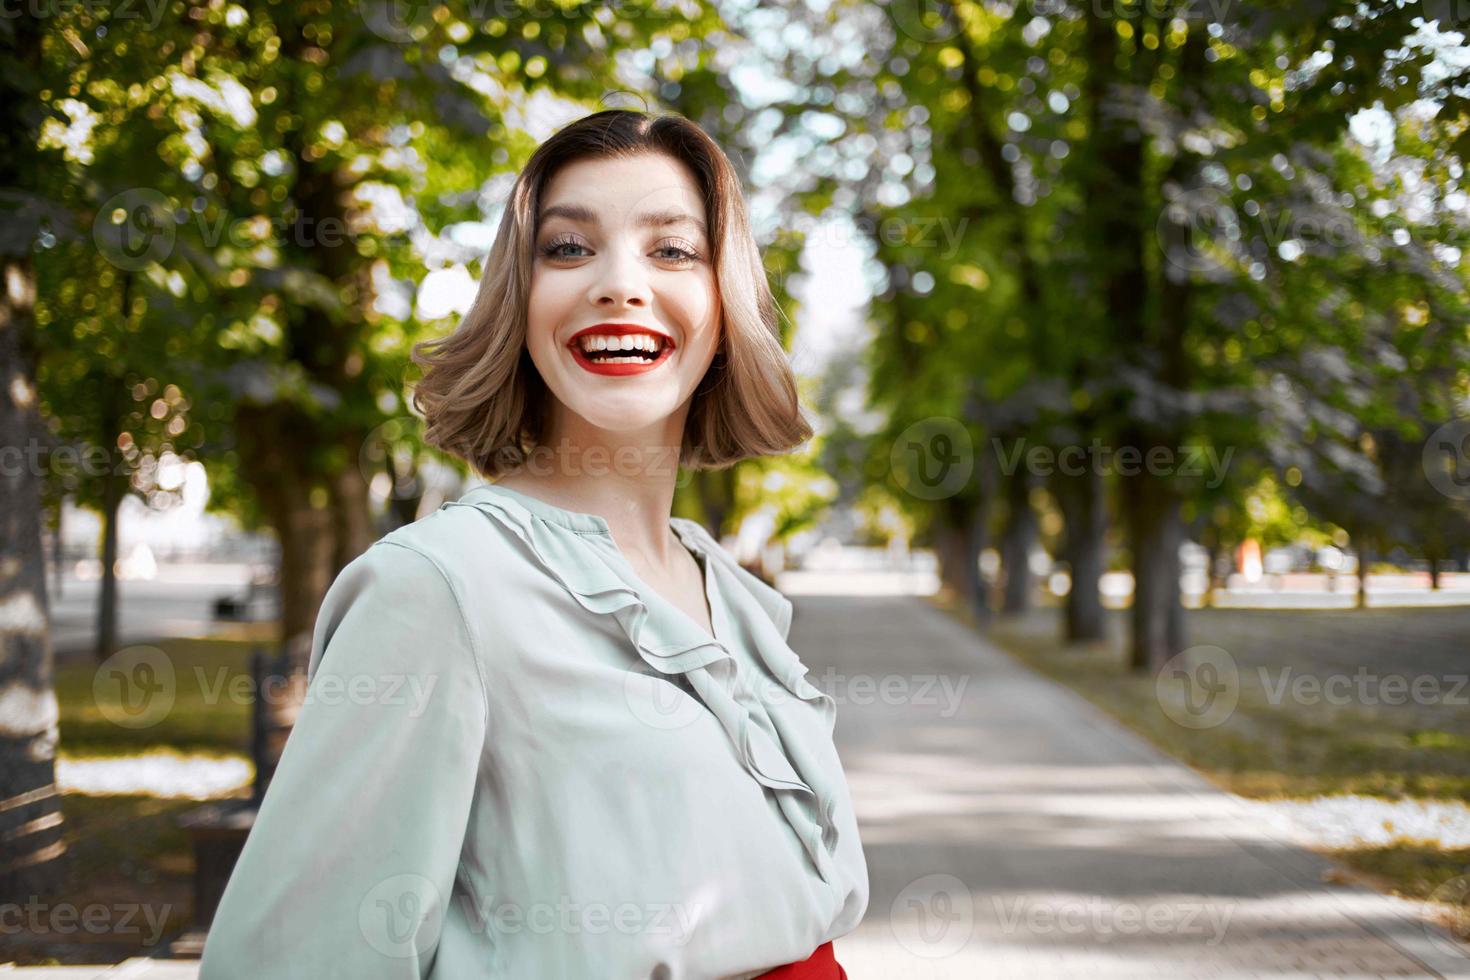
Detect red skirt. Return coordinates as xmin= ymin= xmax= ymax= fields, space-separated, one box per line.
xmin=754 ymin=940 xmax=847 ymax=979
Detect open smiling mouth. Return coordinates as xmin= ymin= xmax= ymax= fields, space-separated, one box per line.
xmin=567 ymin=327 xmax=675 ymax=377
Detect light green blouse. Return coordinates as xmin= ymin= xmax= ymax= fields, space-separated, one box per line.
xmin=199 ymin=481 xmax=869 ymax=979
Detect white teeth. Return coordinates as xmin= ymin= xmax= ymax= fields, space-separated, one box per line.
xmin=578 ymin=333 xmax=664 ymax=355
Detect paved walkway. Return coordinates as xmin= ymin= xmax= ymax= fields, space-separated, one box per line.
xmin=800 ymin=591 xmax=1470 ymax=979
xmin=10 ymin=591 xmax=1470 ymax=978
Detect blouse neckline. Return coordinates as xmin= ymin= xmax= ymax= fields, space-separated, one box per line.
xmin=475 ymin=482 xmax=614 ymax=535
xmin=474 ymin=481 xmax=709 ymax=557
xmin=467 ymin=479 xmax=725 ymax=646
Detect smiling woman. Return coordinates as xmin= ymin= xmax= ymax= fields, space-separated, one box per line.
xmin=529 ymin=152 xmax=708 ymax=389
xmin=197 ymin=109 xmax=865 ymax=980
xmin=408 ymin=109 xmax=811 ymax=477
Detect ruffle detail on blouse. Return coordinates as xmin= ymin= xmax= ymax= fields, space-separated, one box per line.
xmin=443 ymin=485 xmax=842 ymax=884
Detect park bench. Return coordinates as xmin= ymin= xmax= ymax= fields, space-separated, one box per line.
xmin=210 ymin=566 xmax=277 ymax=622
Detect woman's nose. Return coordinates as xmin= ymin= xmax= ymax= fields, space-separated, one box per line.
xmin=587 ymin=243 xmax=652 ymax=308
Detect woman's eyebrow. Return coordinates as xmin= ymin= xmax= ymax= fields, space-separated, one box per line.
xmin=538 ymin=203 xmax=599 ymax=227
xmin=635 ymin=208 xmax=707 ymax=238
xmin=538 ymin=203 xmax=707 ymax=238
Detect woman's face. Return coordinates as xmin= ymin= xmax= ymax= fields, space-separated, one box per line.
xmin=525 ymin=151 xmax=721 ymax=445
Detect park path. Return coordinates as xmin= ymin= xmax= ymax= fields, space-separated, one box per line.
xmin=799 ymin=590 xmax=1470 ymax=979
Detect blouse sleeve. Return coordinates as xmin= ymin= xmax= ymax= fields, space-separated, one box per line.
xmin=199 ymin=540 xmax=489 ymax=980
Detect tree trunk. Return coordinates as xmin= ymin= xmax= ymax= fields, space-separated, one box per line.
xmin=1124 ymin=468 xmax=1186 ymax=672
xmin=0 ymin=10 xmax=67 ymax=902
xmin=94 ymin=464 xmax=126 ymax=662
xmin=234 ymin=403 xmax=337 ymax=772
xmin=236 ymin=404 xmax=336 ymax=651
xmin=958 ymin=502 xmax=993 ymax=625
xmin=329 ymin=434 xmax=376 ymax=578
xmin=1053 ymin=465 xmax=1106 ymax=641
xmin=970 ymin=436 xmax=1001 ymax=627
xmin=271 ymin=494 xmax=334 ymax=660
xmin=384 ymin=448 xmax=422 ymax=531
xmin=50 ymin=501 xmax=62 ymax=600
xmin=0 ymin=266 xmax=68 ymax=902
xmin=927 ymin=491 xmax=992 ymax=627
xmin=1083 ymin=3 xmax=1156 ymax=665
xmin=688 ymin=466 xmax=736 ymax=540
xmin=931 ymin=508 xmax=966 ymax=602
xmin=1203 ymin=536 xmax=1230 ymax=608
xmin=1117 ymin=24 xmax=1205 ymax=673
xmin=94 ymin=276 xmax=135 ymax=662
xmin=1357 ymin=541 xmax=1372 ymax=609
xmin=999 ymin=466 xmax=1036 ymax=614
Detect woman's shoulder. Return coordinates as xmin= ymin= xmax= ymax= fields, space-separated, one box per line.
xmin=308 ymin=522 xmax=491 ymax=702
xmin=367 ymin=492 xmax=530 ymax=578
xmin=333 ymin=494 xmax=558 ymax=629
xmin=316 ymin=501 xmax=527 ymax=648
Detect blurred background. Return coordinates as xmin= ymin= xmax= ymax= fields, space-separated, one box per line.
xmin=3 ymin=0 xmax=1470 ymax=975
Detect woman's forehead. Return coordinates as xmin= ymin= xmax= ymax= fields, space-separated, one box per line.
xmin=539 ymin=154 xmax=707 ymax=232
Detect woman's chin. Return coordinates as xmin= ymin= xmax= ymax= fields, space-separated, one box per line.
xmin=565 ymin=396 xmax=684 ymax=433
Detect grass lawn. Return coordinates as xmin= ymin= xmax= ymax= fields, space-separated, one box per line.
xmin=57 ymin=633 xmax=267 ymax=756
xmin=939 ymin=597 xmax=1470 ymax=913
xmin=11 ymin=636 xmax=261 ymax=965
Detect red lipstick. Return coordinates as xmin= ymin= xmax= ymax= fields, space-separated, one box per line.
xmin=566 ymin=323 xmax=676 ymax=377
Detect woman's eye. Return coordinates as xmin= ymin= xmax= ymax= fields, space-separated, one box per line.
xmin=653 ymin=240 xmax=700 ymax=264
xmin=541 ymin=238 xmax=589 ymax=259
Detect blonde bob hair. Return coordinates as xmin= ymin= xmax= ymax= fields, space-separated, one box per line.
xmin=410 ymin=108 xmax=812 ymax=479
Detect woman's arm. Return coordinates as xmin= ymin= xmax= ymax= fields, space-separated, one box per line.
xmin=199 ymin=540 xmax=489 ymax=979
